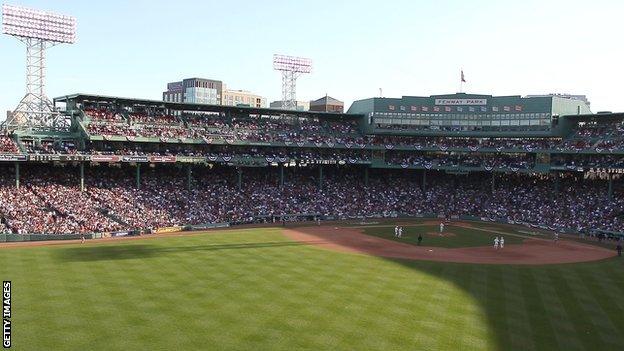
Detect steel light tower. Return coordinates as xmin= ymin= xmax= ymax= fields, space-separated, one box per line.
xmin=273 ymin=54 xmax=312 ymax=110
xmin=2 ymin=4 xmax=76 ymax=130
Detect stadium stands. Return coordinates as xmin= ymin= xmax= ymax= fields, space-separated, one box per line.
xmin=0 ymin=95 xmax=622 ymax=238
xmin=0 ymin=165 xmax=621 ymax=235
xmin=0 ymin=135 xmax=19 ymax=153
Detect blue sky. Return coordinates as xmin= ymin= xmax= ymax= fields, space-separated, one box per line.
xmin=1 ymin=0 xmax=623 ymax=119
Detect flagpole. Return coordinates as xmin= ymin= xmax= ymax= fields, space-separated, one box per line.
xmin=459 ymin=69 xmax=462 ymax=93
xmin=460 ymin=69 xmax=465 ymax=93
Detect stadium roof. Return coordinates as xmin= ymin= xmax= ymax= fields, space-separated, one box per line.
xmin=563 ymin=111 xmax=624 ymax=121
xmin=310 ymin=95 xmax=344 ymax=105
xmin=54 ymin=93 xmax=362 ymax=120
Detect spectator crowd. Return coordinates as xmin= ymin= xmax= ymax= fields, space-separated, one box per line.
xmin=0 ymin=135 xmax=19 ymax=153
xmin=0 ymin=165 xmax=621 ymax=235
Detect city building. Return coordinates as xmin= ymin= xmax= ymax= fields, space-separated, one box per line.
xmin=309 ymin=95 xmax=344 ymax=113
xmin=270 ymin=100 xmax=309 ymax=111
xmin=222 ymin=86 xmax=266 ymax=108
xmin=348 ymin=92 xmax=592 ymax=134
xmin=163 ymin=78 xmax=223 ymax=105
xmin=163 ymin=78 xmax=266 ymax=108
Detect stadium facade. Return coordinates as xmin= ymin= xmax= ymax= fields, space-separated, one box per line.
xmin=0 ymin=92 xmax=622 ymax=239
xmin=348 ymin=93 xmax=592 ymax=136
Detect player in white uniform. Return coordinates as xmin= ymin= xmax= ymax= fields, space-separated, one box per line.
xmin=394 ymin=226 xmax=398 ymax=237
xmin=554 ymin=232 xmax=559 ymax=243
xmin=494 ymin=236 xmax=500 ymax=249
xmin=500 ymin=237 xmax=504 ymax=249
xmin=398 ymin=226 xmax=403 ymax=238
xmin=440 ymin=222 xmax=445 ymax=233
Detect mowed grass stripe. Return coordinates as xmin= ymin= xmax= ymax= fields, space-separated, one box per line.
xmin=563 ymin=267 xmax=624 ymax=350
xmin=439 ymin=264 xmax=492 ymax=351
xmin=532 ymin=268 xmax=584 ymax=350
xmin=485 ymin=266 xmax=511 ymax=349
xmin=518 ymin=268 xmax=560 ymax=349
xmin=543 ymin=268 xmax=598 ymax=351
xmin=502 ymin=267 xmax=536 ymax=351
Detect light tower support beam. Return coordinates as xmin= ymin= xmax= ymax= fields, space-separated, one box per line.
xmin=9 ymin=38 xmax=60 ymax=128
xmin=273 ymin=54 xmax=312 ymax=111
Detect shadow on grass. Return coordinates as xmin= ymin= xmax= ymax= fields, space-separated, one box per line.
xmin=392 ymin=257 xmax=624 ymax=351
xmin=293 ymin=223 xmax=624 ymax=351
xmin=54 ymin=240 xmax=320 ymax=262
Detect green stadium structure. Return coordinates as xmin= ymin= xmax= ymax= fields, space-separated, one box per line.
xmin=0 ymin=92 xmax=622 ymax=239
xmin=348 ymin=92 xmax=592 ymax=136
xmin=0 ymin=92 xmax=619 ymax=173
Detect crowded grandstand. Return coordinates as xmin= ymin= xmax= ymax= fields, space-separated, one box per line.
xmin=0 ymin=93 xmax=622 ymax=238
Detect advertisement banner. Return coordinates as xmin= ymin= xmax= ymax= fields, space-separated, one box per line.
xmin=111 ymin=231 xmax=129 ymax=237
xmin=91 ymin=155 xmax=121 ymax=162
xmin=122 ymin=155 xmax=148 ymax=163
xmin=149 ymin=156 xmax=176 ymax=163
xmin=155 ymin=226 xmax=183 ymax=234
xmin=0 ymin=154 xmax=27 ymax=162
xmin=28 ymin=154 xmax=61 ymax=161
xmin=176 ymin=156 xmax=204 ymax=163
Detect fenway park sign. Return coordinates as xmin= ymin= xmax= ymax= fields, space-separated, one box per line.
xmin=435 ymin=98 xmax=487 ymax=106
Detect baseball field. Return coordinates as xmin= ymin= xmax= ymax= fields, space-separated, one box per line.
xmin=1 ymin=221 xmax=623 ymax=350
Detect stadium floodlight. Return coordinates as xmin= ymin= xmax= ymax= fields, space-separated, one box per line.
xmin=273 ymin=54 xmax=312 ymax=111
xmin=2 ymin=4 xmax=77 ymax=130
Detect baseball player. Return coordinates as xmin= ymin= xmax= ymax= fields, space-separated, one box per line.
xmin=398 ymin=226 xmax=403 ymax=238
xmin=554 ymin=232 xmax=559 ymax=243
xmin=494 ymin=236 xmax=500 ymax=249
xmin=500 ymin=236 xmax=504 ymax=249
xmin=440 ymin=222 xmax=445 ymax=233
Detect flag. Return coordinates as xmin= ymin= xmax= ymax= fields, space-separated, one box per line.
xmin=461 ymin=70 xmax=466 ymax=83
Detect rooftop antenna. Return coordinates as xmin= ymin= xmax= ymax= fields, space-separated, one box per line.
xmin=273 ymin=54 xmax=312 ymax=110
xmin=2 ymin=4 xmax=77 ymax=130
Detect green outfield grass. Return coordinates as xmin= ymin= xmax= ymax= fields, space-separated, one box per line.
xmin=1 ymin=226 xmax=623 ymax=350
xmin=361 ymin=225 xmax=524 ymax=248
